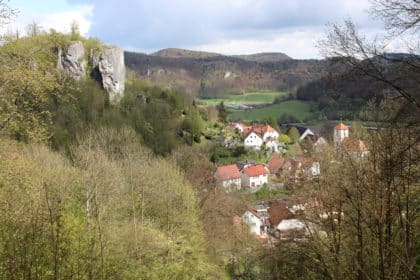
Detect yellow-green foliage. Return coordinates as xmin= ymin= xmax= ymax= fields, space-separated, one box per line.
xmin=0 ymin=127 xmax=219 ymax=279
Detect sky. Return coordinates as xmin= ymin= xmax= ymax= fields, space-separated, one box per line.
xmin=4 ymin=0 xmax=386 ymax=59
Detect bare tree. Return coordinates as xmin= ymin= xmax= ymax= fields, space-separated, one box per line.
xmin=370 ymin=0 xmax=420 ymax=35
xmin=318 ymin=0 xmax=420 ymax=110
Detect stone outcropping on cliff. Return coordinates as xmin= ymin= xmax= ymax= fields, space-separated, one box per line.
xmin=58 ymin=42 xmax=126 ymax=103
xmin=91 ymin=46 xmax=125 ymax=103
xmin=57 ymin=41 xmax=86 ymax=80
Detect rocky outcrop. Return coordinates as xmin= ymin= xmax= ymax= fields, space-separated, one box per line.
xmin=58 ymin=41 xmax=126 ymax=103
xmin=57 ymin=41 xmax=86 ymax=80
xmin=91 ymin=46 xmax=125 ymax=103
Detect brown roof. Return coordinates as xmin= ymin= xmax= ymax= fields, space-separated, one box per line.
xmin=335 ymin=122 xmax=349 ymax=130
xmin=215 ymin=164 xmax=241 ymax=180
xmin=243 ymin=164 xmax=269 ymax=177
xmin=294 ymin=155 xmax=314 ymax=167
xmin=268 ymin=154 xmax=286 ymax=174
xmin=341 ymin=137 xmax=368 ymax=152
xmin=267 ymin=201 xmax=295 ymax=226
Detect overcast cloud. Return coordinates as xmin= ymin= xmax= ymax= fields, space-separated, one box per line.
xmin=10 ymin=0 xmax=386 ymax=58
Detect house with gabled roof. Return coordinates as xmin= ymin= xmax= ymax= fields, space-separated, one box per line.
xmin=267 ymin=200 xmax=307 ymax=239
xmin=214 ymin=164 xmax=242 ymax=192
xmin=284 ymin=124 xmax=315 ymax=141
xmin=243 ymin=123 xmax=280 ymax=150
xmin=268 ymin=154 xmax=320 ymax=180
xmin=241 ymin=164 xmax=270 ymax=189
xmin=242 ymin=206 xmax=269 ymax=237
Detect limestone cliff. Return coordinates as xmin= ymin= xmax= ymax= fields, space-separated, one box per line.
xmin=58 ymin=42 xmax=126 ymax=103
xmin=91 ymin=46 xmax=125 ymax=103
xmin=57 ymin=41 xmax=86 ymax=80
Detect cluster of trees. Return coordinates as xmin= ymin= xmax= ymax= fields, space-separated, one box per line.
xmin=0 ymin=128 xmax=221 ymax=279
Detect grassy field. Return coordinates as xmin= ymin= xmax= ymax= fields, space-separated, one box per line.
xmin=198 ymin=91 xmax=287 ymax=105
xmin=229 ymin=100 xmax=314 ymax=122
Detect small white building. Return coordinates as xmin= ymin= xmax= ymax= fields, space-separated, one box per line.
xmin=333 ymin=122 xmax=349 ymax=147
xmin=214 ymin=164 xmax=242 ymax=192
xmin=244 ymin=131 xmax=263 ymax=149
xmin=262 ymin=128 xmax=279 ymax=141
xmin=265 ymin=138 xmax=282 ymax=152
xmin=242 ymin=208 xmax=267 ymax=236
xmin=241 ymin=164 xmax=269 ymax=189
xmin=243 ymin=124 xmax=280 ymax=150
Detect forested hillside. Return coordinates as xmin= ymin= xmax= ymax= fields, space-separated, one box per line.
xmin=125 ymin=50 xmax=330 ymax=97
xmin=0 ymin=28 xmax=228 ymax=279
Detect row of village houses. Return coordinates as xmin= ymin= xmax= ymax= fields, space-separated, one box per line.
xmin=215 ymin=122 xmax=368 ymax=192
xmin=214 ymin=156 xmax=320 ymax=192
xmin=229 ymin=122 xmax=368 ymax=241
xmin=227 ymin=121 xmax=368 ymax=156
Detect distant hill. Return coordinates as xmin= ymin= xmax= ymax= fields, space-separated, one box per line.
xmin=125 ymin=49 xmax=330 ymax=97
xmin=233 ymin=52 xmax=291 ymax=63
xmin=151 ymin=48 xmax=221 ymax=59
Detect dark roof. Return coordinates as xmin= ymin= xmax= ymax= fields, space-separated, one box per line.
xmin=267 ymin=201 xmax=295 ymax=226
xmin=236 ymin=160 xmax=256 ymax=171
xmin=267 ymin=154 xmax=285 ymax=174
xmin=286 ymin=124 xmax=308 ymax=136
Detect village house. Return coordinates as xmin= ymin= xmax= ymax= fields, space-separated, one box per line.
xmin=284 ymin=124 xmax=316 ymax=141
xmin=214 ymin=164 xmax=242 ymax=192
xmin=243 ymin=130 xmax=264 ymax=149
xmin=242 ymin=206 xmax=269 ymax=237
xmin=267 ymin=200 xmax=307 ymax=240
xmin=243 ymin=123 xmax=280 ymax=151
xmin=313 ymin=136 xmax=327 ymax=150
xmin=241 ymin=164 xmax=270 ymax=190
xmin=268 ymin=154 xmax=320 ymax=182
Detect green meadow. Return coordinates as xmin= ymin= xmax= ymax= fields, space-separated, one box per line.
xmin=229 ymin=100 xmax=314 ymax=122
xmin=198 ymin=91 xmax=287 ymax=105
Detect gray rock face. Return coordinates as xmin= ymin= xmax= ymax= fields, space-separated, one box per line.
xmin=57 ymin=41 xmax=86 ymax=80
xmin=92 ymin=46 xmax=125 ymax=103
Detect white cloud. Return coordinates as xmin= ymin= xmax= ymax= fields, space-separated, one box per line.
xmin=193 ymin=28 xmax=324 ymax=59
xmin=2 ymin=4 xmax=93 ymax=37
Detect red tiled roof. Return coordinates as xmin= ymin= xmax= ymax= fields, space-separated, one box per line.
xmin=335 ymin=122 xmax=349 ymax=130
xmin=268 ymin=154 xmax=286 ymax=174
xmin=243 ymin=164 xmax=269 ymax=177
xmin=243 ymin=123 xmax=277 ymax=139
xmin=216 ymin=164 xmax=241 ymax=180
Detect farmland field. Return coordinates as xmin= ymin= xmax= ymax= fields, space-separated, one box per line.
xmin=198 ymin=91 xmax=288 ymax=106
xmin=229 ymin=100 xmax=315 ymax=122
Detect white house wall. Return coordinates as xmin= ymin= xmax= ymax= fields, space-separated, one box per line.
xmin=242 ymin=211 xmax=263 ymax=235
xmin=242 ymin=173 xmax=268 ymax=188
xmin=244 ymin=132 xmax=263 ymax=149
xmin=263 ymin=131 xmax=279 ymax=141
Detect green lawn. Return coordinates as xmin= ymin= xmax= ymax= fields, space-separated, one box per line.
xmin=198 ymin=91 xmax=287 ymax=106
xmin=229 ymin=100 xmax=314 ymax=122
